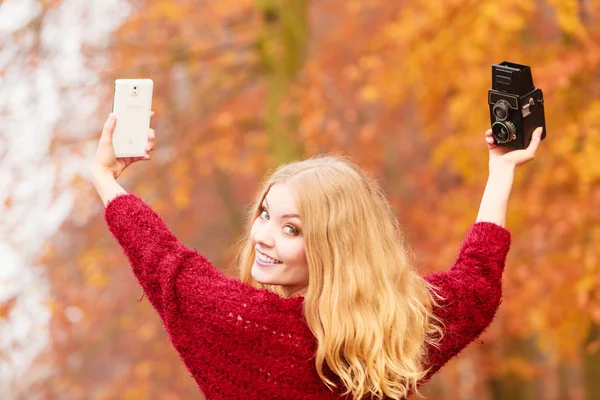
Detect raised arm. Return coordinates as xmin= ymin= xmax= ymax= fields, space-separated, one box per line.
xmin=422 ymin=221 xmax=510 ymax=378
xmin=476 ymin=126 xmax=543 ymax=227
xmin=91 ymin=166 xmax=128 ymax=205
xmin=90 ymin=113 xmax=306 ymax=366
xmin=421 ymin=127 xmax=544 ymax=379
xmin=100 ymin=191 xmax=201 ymax=318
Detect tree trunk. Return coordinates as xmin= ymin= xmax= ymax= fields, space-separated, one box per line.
xmin=583 ymin=324 xmax=600 ymax=400
xmin=488 ymin=337 xmax=537 ymax=400
xmin=257 ymin=0 xmax=308 ymax=164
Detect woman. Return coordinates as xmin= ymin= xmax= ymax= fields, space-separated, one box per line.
xmin=91 ymin=111 xmax=543 ymax=400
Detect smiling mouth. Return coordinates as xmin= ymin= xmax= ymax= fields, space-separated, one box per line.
xmin=256 ymin=253 xmax=282 ymax=264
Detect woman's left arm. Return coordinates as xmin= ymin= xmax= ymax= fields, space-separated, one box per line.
xmin=475 ymin=126 xmax=544 ymax=227
xmin=421 ymin=127 xmax=545 ymax=380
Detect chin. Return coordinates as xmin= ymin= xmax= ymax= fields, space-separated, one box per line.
xmin=250 ymin=265 xmax=269 ymax=285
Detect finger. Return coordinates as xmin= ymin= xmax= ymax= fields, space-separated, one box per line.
xmin=529 ymin=127 xmax=543 ymax=147
xmin=148 ymin=128 xmax=155 ymax=140
xmin=146 ymin=142 xmax=154 ymax=152
xmin=526 ymin=127 xmax=543 ymax=155
xmin=100 ymin=113 xmax=116 ymax=141
xmin=150 ymin=111 xmax=155 ymax=118
xmin=132 ymin=154 xmax=150 ymax=163
xmin=485 ymin=129 xmax=493 ymax=137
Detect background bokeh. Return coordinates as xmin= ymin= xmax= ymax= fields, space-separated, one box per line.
xmin=1 ymin=0 xmax=600 ymax=398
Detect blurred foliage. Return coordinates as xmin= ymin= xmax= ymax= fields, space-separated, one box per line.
xmin=3 ymin=0 xmax=600 ymax=398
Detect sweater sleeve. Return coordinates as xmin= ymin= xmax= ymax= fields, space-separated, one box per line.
xmin=421 ymin=221 xmax=511 ymax=380
xmin=104 ymin=193 xmax=312 ymax=392
xmin=103 ymin=193 xmax=298 ymax=314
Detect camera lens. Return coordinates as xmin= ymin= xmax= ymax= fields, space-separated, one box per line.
xmin=493 ymin=100 xmax=510 ymax=121
xmin=492 ymin=121 xmax=517 ymax=144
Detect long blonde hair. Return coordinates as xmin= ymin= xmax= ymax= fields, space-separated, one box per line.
xmin=234 ymin=155 xmax=443 ymax=399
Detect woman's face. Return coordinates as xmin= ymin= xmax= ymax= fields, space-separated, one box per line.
xmin=250 ymin=183 xmax=309 ymax=298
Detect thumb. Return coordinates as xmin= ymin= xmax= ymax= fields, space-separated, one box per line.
xmin=100 ymin=113 xmax=116 ymax=143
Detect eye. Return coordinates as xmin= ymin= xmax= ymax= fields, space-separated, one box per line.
xmin=259 ymin=206 xmax=269 ymax=220
xmin=283 ymin=225 xmax=299 ymax=236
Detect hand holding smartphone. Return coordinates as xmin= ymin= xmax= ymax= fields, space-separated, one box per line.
xmin=112 ymin=79 xmax=154 ymax=157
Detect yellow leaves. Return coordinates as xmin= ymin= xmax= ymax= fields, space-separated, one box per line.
xmin=87 ymin=271 xmax=108 ymax=288
xmin=542 ymin=313 xmax=592 ymax=360
xmin=479 ymin=1 xmax=531 ymax=33
xmin=43 ymin=298 xmax=59 ymax=314
xmin=33 ymin=0 xmax=600 ymax=397
xmin=502 ymin=355 xmax=538 ymax=380
xmin=359 ymin=85 xmax=380 ymax=102
xmin=576 ymin=228 xmax=600 ymax=321
xmin=547 ymin=0 xmax=588 ymax=39
xmin=169 ymin=160 xmax=192 ymax=209
xmin=551 ymin=102 xmax=600 ymax=187
xmin=81 ymin=249 xmax=108 ymax=288
xmin=575 ymin=140 xmax=600 ymax=186
xmin=171 ymin=183 xmax=191 ymax=209
xmin=148 ymin=1 xmax=187 ymax=21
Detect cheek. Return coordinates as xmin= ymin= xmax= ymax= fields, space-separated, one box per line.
xmin=279 ymin=240 xmax=306 ymax=264
xmin=249 ymin=220 xmax=258 ymax=241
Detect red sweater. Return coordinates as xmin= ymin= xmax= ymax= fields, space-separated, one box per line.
xmin=104 ymin=193 xmax=511 ymax=400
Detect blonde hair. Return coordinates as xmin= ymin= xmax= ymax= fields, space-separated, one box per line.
xmin=234 ymin=155 xmax=443 ymax=399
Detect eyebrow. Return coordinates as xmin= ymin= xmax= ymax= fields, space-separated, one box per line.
xmin=263 ymin=198 xmax=301 ymax=219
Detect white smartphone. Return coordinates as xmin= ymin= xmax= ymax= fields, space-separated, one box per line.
xmin=111 ymin=79 xmax=153 ymax=157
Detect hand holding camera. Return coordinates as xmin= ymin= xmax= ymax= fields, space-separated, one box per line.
xmin=486 ymin=61 xmax=546 ymax=172
xmin=484 ymin=125 xmax=543 ymax=173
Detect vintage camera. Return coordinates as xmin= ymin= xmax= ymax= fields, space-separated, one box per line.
xmin=488 ymin=62 xmax=547 ymax=150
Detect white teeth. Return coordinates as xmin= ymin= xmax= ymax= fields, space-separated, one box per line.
xmin=257 ymin=253 xmax=281 ymax=264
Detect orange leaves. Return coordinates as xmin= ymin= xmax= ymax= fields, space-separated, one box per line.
xmin=0 ymin=297 xmax=17 ymax=320
xmin=25 ymin=0 xmax=600 ymax=398
xmin=3 ymin=195 xmax=12 ymax=210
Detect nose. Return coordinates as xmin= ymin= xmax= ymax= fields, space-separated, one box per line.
xmin=252 ymin=221 xmax=275 ymax=248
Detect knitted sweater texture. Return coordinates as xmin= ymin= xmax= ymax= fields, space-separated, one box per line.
xmin=104 ymin=193 xmax=511 ymax=400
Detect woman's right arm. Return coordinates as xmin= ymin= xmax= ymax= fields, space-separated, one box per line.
xmin=91 ymin=165 xmax=128 ymax=206
xmin=91 ymin=112 xmax=155 ymax=206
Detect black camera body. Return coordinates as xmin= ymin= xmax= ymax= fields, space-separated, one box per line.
xmin=488 ymin=62 xmax=547 ymax=150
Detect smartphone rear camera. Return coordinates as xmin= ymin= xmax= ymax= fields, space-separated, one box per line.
xmin=131 ymin=84 xmax=139 ymax=96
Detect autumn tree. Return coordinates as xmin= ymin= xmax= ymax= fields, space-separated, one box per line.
xmin=16 ymin=0 xmax=600 ymax=399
